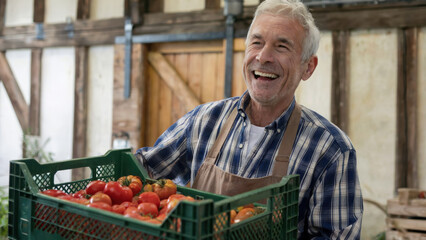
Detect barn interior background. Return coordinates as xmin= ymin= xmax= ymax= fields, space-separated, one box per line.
xmin=0 ymin=0 xmax=425 ymax=238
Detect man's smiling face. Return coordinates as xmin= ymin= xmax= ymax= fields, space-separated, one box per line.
xmin=243 ymin=13 xmax=310 ymax=110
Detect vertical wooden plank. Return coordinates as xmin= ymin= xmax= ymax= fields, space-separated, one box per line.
xmin=33 ymin=0 xmax=45 ymax=23
xmin=173 ymin=53 xmax=189 ymax=120
xmin=188 ymin=53 xmax=203 ymax=100
xmin=29 ymin=49 xmax=42 ymax=136
xmin=146 ymin=64 xmax=160 ymax=146
xmin=396 ymin=28 xmax=418 ymax=190
xmin=77 ymin=0 xmax=90 ymax=20
xmin=148 ymin=0 xmax=163 ymax=13
xmin=205 ymin=0 xmax=220 ymax=9
xmin=216 ymin=52 xmax=225 ymax=100
xmin=139 ymin=44 xmax=148 ymax=147
xmin=0 ymin=0 xmax=5 ymax=35
xmin=158 ymin=64 xmax=172 ymax=134
xmin=72 ymin=46 xmax=88 ymax=162
xmin=125 ymin=0 xmax=145 ymax=24
xmin=331 ymin=30 xmax=350 ymax=132
xmin=201 ymin=53 xmax=218 ymax=103
xmin=0 ymin=52 xmax=29 ymax=131
xmin=231 ymin=52 xmax=245 ymax=97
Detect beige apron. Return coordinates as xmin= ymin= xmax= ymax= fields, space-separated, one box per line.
xmin=192 ymin=103 xmax=301 ymax=196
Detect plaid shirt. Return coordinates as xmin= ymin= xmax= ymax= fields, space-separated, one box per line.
xmin=136 ymin=92 xmax=363 ymax=239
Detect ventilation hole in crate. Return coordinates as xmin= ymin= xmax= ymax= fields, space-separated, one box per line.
xmin=34 ymin=172 xmax=51 ymax=189
xmin=96 ymin=164 xmax=115 ymax=178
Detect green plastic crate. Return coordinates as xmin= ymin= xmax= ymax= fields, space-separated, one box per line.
xmin=8 ymin=149 xmax=299 ymax=240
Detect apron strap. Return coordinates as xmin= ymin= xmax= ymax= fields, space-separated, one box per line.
xmin=272 ymin=103 xmax=301 ymax=177
xmin=204 ymin=107 xmax=239 ymax=163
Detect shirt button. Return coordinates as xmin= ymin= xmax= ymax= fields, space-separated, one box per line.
xmin=239 ymin=143 xmax=243 ymax=148
xmin=277 ymin=129 xmax=281 ymax=133
xmin=243 ymin=122 xmax=247 ymax=127
xmin=240 ymin=113 xmax=246 ymax=118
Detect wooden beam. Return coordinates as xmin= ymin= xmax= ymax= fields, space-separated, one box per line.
xmin=396 ymin=28 xmax=419 ymax=190
xmin=112 ymin=44 xmax=144 ymax=150
xmin=312 ymin=5 xmax=426 ymax=31
xmin=330 ymin=30 xmax=350 ymax=132
xmin=0 ymin=18 xmax=125 ymax=50
xmin=0 ymin=0 xmax=6 ymax=35
xmin=29 ymin=49 xmax=42 ymax=136
xmin=33 ymin=0 xmax=45 ymax=23
xmin=148 ymin=52 xmax=201 ymax=112
xmin=77 ymin=0 xmax=90 ymax=20
xmin=0 ymin=52 xmax=29 ymax=131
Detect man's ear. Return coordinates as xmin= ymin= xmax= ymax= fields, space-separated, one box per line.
xmin=301 ymin=55 xmax=318 ymax=81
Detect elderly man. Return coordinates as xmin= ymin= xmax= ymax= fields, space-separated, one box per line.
xmin=136 ymin=0 xmax=363 ymax=238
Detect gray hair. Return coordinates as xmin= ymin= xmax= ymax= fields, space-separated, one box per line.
xmin=247 ymin=0 xmax=321 ymax=62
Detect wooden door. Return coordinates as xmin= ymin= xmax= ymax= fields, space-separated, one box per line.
xmin=143 ymin=39 xmax=246 ymax=146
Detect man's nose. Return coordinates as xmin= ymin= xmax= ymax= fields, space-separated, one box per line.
xmin=255 ymin=46 xmax=274 ymax=64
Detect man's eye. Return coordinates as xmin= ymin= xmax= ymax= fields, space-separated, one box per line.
xmin=279 ymin=45 xmax=288 ymax=49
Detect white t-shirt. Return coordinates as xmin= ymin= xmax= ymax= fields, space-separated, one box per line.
xmin=243 ymin=123 xmax=265 ymax=159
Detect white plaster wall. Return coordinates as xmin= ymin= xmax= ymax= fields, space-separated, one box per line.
xmin=86 ymin=46 xmax=114 ymax=157
xmin=418 ymin=27 xmax=426 ymax=189
xmin=45 ymin=0 xmax=77 ymax=23
xmin=348 ymin=29 xmax=398 ymax=239
xmin=86 ymin=0 xmax=123 ymax=157
xmin=4 ymin=0 xmax=33 ymax=26
xmin=221 ymin=0 xmax=260 ymax=7
xmin=0 ymin=50 xmax=31 ymax=186
xmin=91 ymin=0 xmax=124 ymax=20
xmin=164 ymin=0 xmax=204 ymax=13
xmin=295 ymin=31 xmax=332 ymax=120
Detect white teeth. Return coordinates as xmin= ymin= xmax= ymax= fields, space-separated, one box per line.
xmin=254 ymin=71 xmax=278 ymax=78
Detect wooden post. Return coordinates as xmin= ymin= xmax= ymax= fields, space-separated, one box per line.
xmin=331 ymin=30 xmax=350 ymax=132
xmin=29 ymin=49 xmax=42 ymax=136
xmin=112 ymin=44 xmax=144 ymax=150
xmin=0 ymin=0 xmax=6 ymax=36
xmin=205 ymin=0 xmax=221 ymax=9
xmin=72 ymin=0 xmax=90 ymax=181
xmin=33 ymin=0 xmax=45 ymax=23
xmin=396 ymin=28 xmax=418 ymax=190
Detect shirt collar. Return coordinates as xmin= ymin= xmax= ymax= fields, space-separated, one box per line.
xmin=237 ymin=91 xmax=296 ymax=131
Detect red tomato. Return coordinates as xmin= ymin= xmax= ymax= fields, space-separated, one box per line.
xmin=118 ymin=175 xmax=143 ymax=196
xmin=57 ymin=195 xmax=74 ymax=201
xmin=103 ymin=181 xmax=133 ymax=205
xmin=112 ymin=204 xmax=126 ymax=215
xmin=86 ymin=180 xmax=106 ymax=195
xmin=120 ymin=201 xmax=138 ymax=209
xmin=72 ymin=189 xmax=89 ymax=199
xmin=159 ymin=199 xmax=168 ymax=210
xmin=41 ymin=189 xmax=68 ymax=197
xmin=151 ymin=179 xmax=177 ymax=200
xmin=234 ymin=208 xmax=255 ymax=224
xmin=89 ymin=192 xmax=112 ymax=206
xmin=123 ymin=206 xmax=139 ymax=215
xmin=87 ymin=202 xmax=113 ymax=212
xmin=164 ymin=198 xmax=180 ymax=214
xmin=137 ymin=202 xmax=158 ymax=217
xmin=138 ymin=192 xmax=161 ymax=208
xmin=124 ymin=212 xmax=151 ymax=221
xmin=70 ymin=197 xmax=90 ymax=205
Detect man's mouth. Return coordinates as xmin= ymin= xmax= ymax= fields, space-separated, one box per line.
xmin=253 ymin=71 xmax=278 ymax=80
